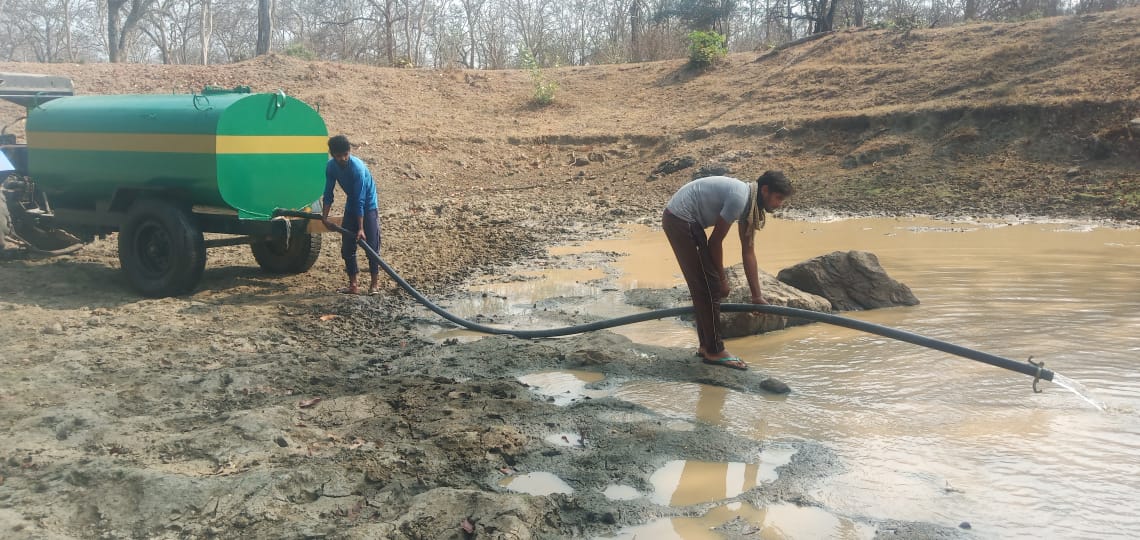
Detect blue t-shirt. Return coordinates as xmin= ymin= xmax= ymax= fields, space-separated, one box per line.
xmin=324 ymin=155 xmax=378 ymax=217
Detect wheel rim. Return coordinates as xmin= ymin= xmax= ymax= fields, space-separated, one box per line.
xmin=134 ymin=220 xmax=172 ymax=277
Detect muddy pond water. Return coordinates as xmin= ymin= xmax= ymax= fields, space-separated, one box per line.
xmin=441 ymin=216 xmax=1140 ymax=539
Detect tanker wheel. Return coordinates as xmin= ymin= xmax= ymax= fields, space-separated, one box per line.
xmin=250 ymin=231 xmax=322 ymax=274
xmin=118 ymin=199 xmax=206 ymax=297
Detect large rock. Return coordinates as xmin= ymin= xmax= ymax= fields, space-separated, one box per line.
xmin=777 ymin=250 xmax=918 ymax=311
xmin=720 ymin=265 xmax=832 ymax=338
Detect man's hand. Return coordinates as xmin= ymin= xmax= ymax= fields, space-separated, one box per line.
xmin=719 ymin=278 xmax=730 ymax=299
xmin=320 ymin=213 xmax=333 ymax=229
xmin=749 ymin=294 xmax=767 ymax=317
xmin=356 ymin=228 xmax=366 ymax=242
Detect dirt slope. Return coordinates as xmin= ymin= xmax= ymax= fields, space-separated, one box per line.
xmin=7 ymin=9 xmax=1138 ymax=288
xmin=0 ymin=9 xmax=1138 ymax=540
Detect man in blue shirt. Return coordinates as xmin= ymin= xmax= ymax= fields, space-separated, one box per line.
xmin=321 ymin=135 xmax=381 ymax=295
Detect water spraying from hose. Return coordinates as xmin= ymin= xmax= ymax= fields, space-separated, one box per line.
xmin=1050 ymin=373 xmax=1108 ymax=411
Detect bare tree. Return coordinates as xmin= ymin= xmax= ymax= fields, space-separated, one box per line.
xmin=479 ymin=0 xmax=510 ymax=68
xmin=107 ymin=0 xmax=156 ymax=62
xmin=60 ymin=0 xmax=80 ymax=61
xmin=140 ymin=0 xmax=199 ymax=63
xmin=257 ymin=0 xmax=273 ymax=55
xmin=810 ymin=0 xmax=837 ymax=31
xmin=365 ymin=0 xmax=402 ymax=65
xmin=506 ymin=0 xmax=554 ymax=66
xmin=630 ymin=0 xmax=646 ymax=60
xmin=212 ymin=0 xmax=257 ymax=61
xmin=401 ymin=0 xmax=434 ymax=65
xmin=3 ymin=0 xmax=1133 ymax=68
xmin=201 ymin=0 xmax=212 ymax=64
xmin=459 ymin=0 xmax=486 ymax=67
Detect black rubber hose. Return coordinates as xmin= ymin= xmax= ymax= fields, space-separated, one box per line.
xmin=276 ymin=209 xmax=1054 ymax=382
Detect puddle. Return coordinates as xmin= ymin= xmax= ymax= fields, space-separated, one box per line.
xmin=663 ymin=419 xmax=696 ymax=431
xmin=614 ymin=381 xmax=776 ymax=440
xmin=650 ymin=449 xmax=796 ymax=507
xmin=473 ymin=217 xmax=1140 ymax=536
xmin=517 ymin=370 xmax=610 ymax=406
xmin=601 ymin=502 xmax=875 ymax=540
xmin=602 ymin=484 xmax=642 ymax=501
xmin=596 ymin=410 xmax=656 ymax=424
xmin=450 ymin=268 xmax=607 ymax=318
xmin=499 ymin=471 xmax=574 ymax=496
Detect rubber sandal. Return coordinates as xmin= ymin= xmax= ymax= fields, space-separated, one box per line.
xmin=702 ymin=356 xmax=748 ymax=371
xmin=337 ymin=287 xmax=359 ymax=294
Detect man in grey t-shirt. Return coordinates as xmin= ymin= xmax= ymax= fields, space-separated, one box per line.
xmin=662 ymin=171 xmax=793 ymax=370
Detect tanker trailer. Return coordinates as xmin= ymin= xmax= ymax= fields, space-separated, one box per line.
xmin=1 ymin=73 xmax=332 ymax=297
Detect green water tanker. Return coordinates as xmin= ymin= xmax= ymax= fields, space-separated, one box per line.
xmin=1 ymin=72 xmax=335 ymax=297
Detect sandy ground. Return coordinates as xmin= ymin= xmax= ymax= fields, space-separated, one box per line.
xmin=2 ymin=9 xmax=1139 ymax=539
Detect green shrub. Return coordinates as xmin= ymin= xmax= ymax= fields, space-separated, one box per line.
xmin=521 ymin=49 xmax=558 ymax=106
xmin=687 ymin=30 xmax=727 ymax=68
xmin=871 ymin=16 xmax=920 ymax=32
xmin=283 ymin=43 xmax=315 ymax=60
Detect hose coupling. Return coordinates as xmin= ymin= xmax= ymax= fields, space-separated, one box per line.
xmin=1027 ymin=356 xmax=1044 ymax=393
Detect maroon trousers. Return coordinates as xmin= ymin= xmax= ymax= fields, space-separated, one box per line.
xmin=662 ymin=209 xmax=724 ymax=355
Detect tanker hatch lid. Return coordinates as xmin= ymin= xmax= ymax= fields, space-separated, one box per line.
xmin=0 ymin=72 xmax=75 ymax=107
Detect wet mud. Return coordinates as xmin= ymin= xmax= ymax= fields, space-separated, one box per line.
xmin=0 ymin=225 xmax=971 ymax=539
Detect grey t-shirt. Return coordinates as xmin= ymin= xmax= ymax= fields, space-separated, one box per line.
xmin=664 ymin=176 xmax=750 ymax=228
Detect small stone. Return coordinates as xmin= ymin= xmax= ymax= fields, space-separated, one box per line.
xmin=759 ymin=377 xmax=790 ymax=394
xmin=274 ymin=436 xmax=289 ymax=448
xmin=1066 ymin=167 xmax=1082 ymax=178
xmin=959 ymin=522 xmax=972 ymax=530
xmin=42 ymin=322 xmax=64 ymax=335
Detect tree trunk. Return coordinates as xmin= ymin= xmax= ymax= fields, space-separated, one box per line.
xmin=200 ymin=0 xmax=211 ymax=64
xmin=256 ymin=0 xmax=272 ymax=56
xmin=461 ymin=0 xmax=483 ymax=68
xmin=108 ymin=0 xmax=125 ymax=62
xmin=630 ymin=0 xmax=642 ymax=62
xmin=62 ymin=0 xmax=75 ymax=61
xmin=814 ymin=0 xmax=836 ymax=33
xmin=965 ymin=0 xmax=978 ymax=20
xmin=107 ymin=0 xmax=154 ymax=62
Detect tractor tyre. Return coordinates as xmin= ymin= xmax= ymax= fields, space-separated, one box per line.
xmin=118 ymin=199 xmax=206 ymax=297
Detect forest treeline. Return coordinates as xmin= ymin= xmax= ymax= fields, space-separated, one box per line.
xmin=1 ymin=0 xmax=1135 ymax=67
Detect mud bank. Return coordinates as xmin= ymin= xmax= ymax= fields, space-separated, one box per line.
xmin=0 ymin=227 xmax=973 ymax=539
